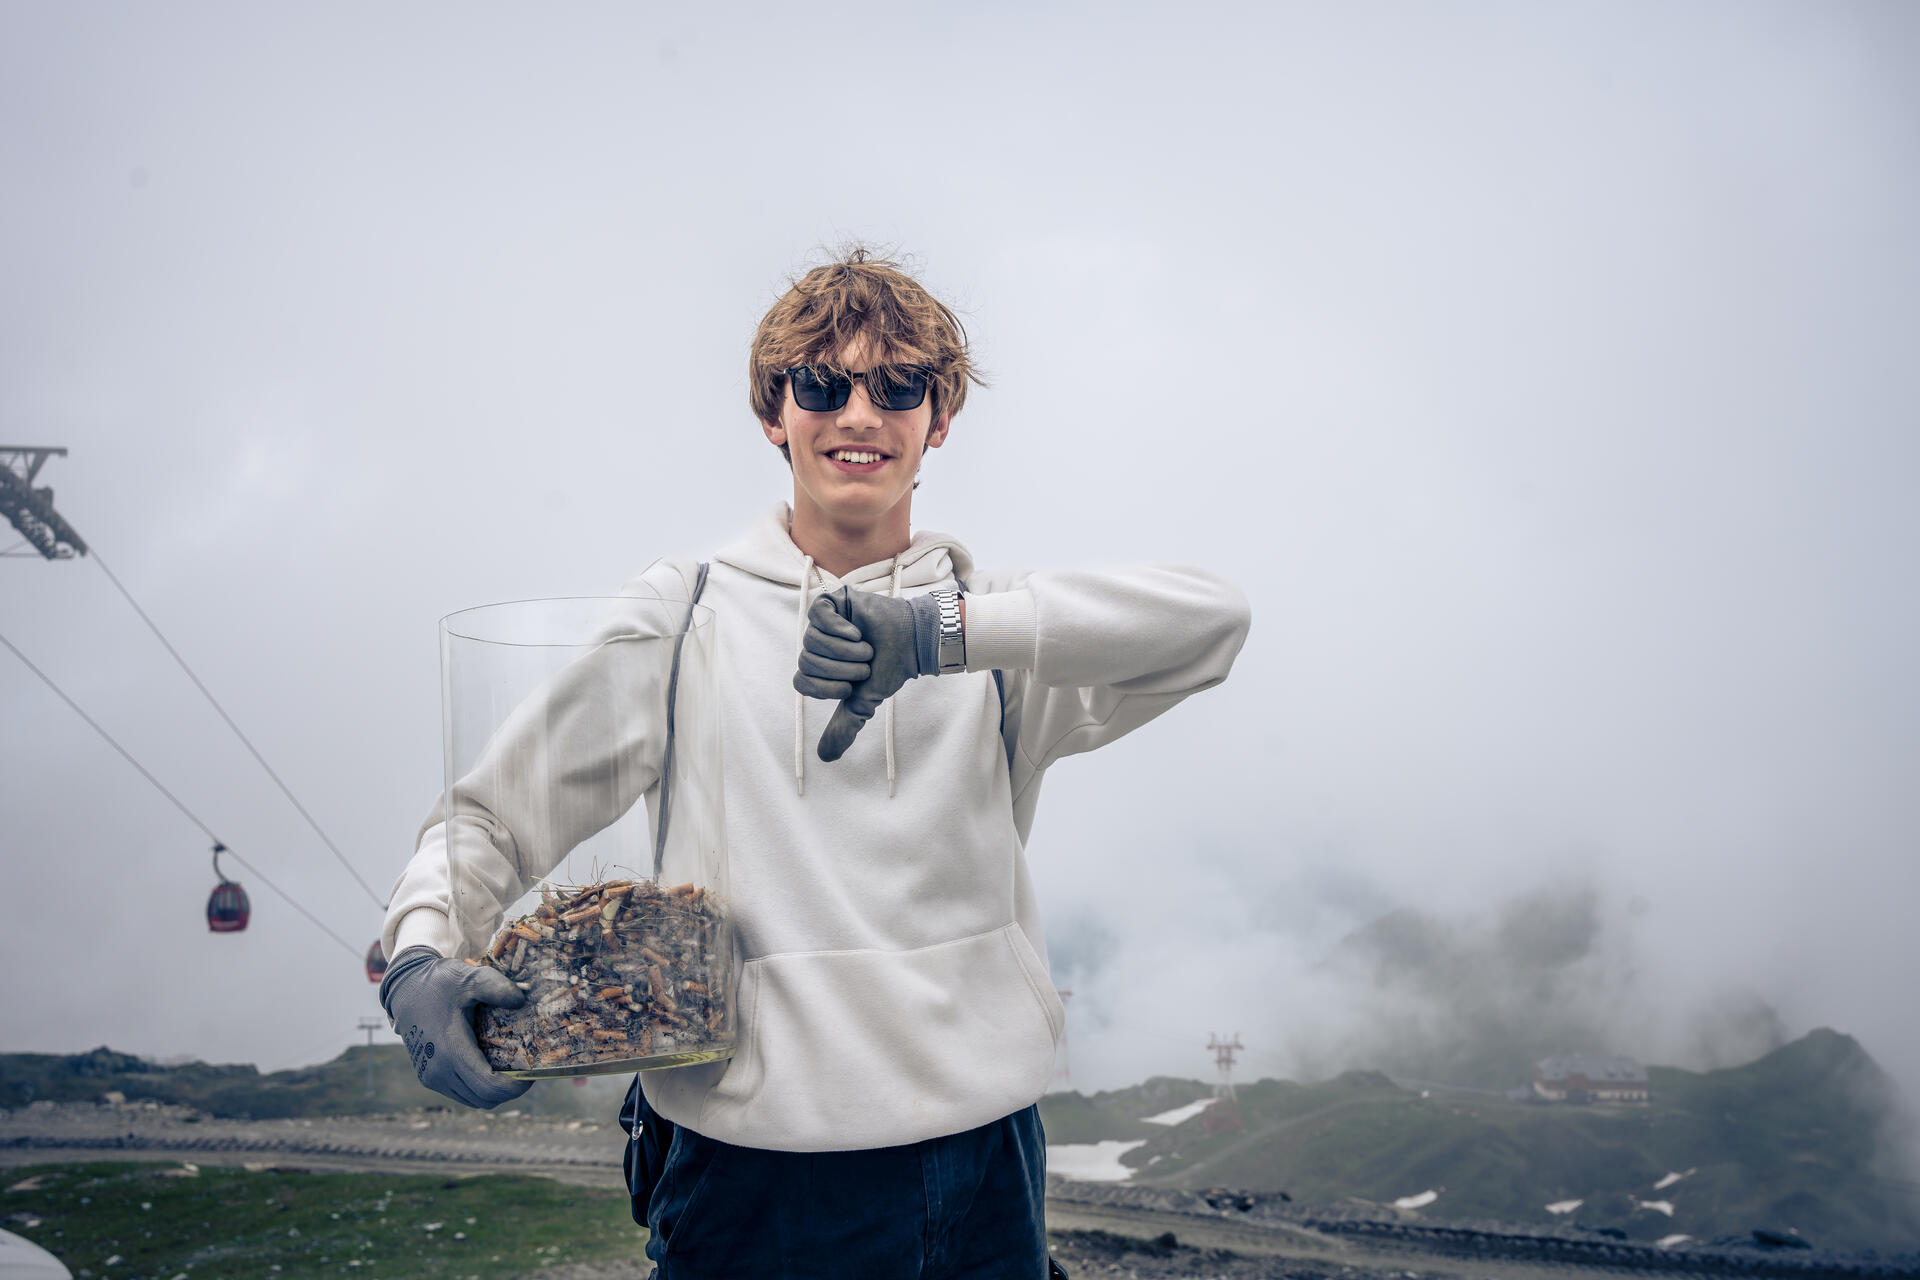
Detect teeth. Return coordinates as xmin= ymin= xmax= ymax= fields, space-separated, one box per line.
xmin=831 ymin=450 xmax=882 ymax=464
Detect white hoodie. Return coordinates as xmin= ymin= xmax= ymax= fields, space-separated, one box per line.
xmin=383 ymin=503 xmax=1250 ymax=1150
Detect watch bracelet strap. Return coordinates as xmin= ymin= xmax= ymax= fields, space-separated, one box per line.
xmin=933 ymin=589 xmax=966 ymax=673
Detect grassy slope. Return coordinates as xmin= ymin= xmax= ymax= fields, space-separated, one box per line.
xmin=0 ymin=1046 xmax=627 ymax=1120
xmin=1037 ymin=1076 xmax=1213 ymax=1144
xmin=1 ymin=1161 xmax=641 ymax=1280
xmin=1040 ymin=1033 xmax=1920 ymax=1252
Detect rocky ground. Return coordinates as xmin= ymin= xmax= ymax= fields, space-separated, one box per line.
xmin=399 ymin=1232 xmax=1431 ymax=1280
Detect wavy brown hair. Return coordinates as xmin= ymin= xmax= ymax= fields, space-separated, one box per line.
xmin=750 ymin=246 xmax=987 ymax=460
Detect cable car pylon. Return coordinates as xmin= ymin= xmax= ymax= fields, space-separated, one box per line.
xmin=0 ymin=446 xmax=88 ymax=560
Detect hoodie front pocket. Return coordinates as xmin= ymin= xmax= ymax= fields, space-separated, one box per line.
xmin=1003 ymin=923 xmax=1065 ymax=1041
xmin=683 ymin=924 xmax=1062 ymax=1150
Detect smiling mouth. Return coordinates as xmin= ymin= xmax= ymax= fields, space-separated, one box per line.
xmin=826 ymin=449 xmax=888 ymax=465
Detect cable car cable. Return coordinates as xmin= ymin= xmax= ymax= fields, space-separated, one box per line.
xmin=0 ymin=625 xmax=365 ymax=962
xmin=89 ymin=551 xmax=390 ymax=910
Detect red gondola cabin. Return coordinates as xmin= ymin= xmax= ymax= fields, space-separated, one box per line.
xmin=207 ymin=879 xmax=250 ymax=932
xmin=365 ymin=940 xmax=387 ymax=984
xmin=206 ymin=842 xmax=250 ymax=933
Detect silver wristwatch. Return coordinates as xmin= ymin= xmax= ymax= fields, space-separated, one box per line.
xmin=931 ymin=589 xmax=966 ymax=674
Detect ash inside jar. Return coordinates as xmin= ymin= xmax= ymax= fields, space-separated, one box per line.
xmin=476 ymin=879 xmax=730 ymax=1073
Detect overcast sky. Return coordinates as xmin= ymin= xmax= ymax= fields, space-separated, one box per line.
xmin=3 ymin=2 xmax=1916 ymax=1113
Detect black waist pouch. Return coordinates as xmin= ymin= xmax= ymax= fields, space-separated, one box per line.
xmin=619 ymin=1073 xmax=677 ymax=1227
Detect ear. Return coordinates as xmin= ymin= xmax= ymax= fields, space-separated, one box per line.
xmin=924 ymin=411 xmax=952 ymax=450
xmin=761 ymin=416 xmax=787 ymax=449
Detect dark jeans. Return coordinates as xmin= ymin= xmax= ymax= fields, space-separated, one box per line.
xmin=645 ymin=1105 xmax=1049 ymax=1279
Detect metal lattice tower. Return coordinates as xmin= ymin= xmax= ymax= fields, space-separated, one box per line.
xmin=1205 ymin=1032 xmax=1245 ymax=1134
xmin=0 ymin=447 xmax=88 ymax=560
xmin=356 ymin=1018 xmax=384 ymax=1096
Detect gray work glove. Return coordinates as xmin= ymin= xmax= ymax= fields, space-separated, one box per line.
xmin=793 ymin=586 xmax=945 ymax=762
xmin=378 ymin=945 xmax=532 ymax=1110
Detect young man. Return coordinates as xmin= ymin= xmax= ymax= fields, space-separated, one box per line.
xmin=380 ymin=248 xmax=1250 ymax=1278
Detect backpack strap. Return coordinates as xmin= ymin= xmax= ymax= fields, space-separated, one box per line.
xmin=651 ymin=561 xmax=711 ymax=880
xmin=628 ymin=560 xmax=709 ymax=1225
xmin=954 ymin=574 xmax=1013 ymax=777
xmin=620 ymin=1071 xmax=675 ymax=1226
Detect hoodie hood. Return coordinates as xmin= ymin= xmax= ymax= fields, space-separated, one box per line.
xmin=713 ymin=502 xmax=975 ymax=591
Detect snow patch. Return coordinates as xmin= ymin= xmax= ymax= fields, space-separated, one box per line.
xmin=1392 ymin=1189 xmax=1439 ymax=1210
xmin=1659 ymin=1234 xmax=1695 ymax=1248
xmin=1653 ymin=1168 xmax=1695 ymax=1191
xmin=1047 ymin=1140 xmax=1145 ymax=1182
xmin=1140 ymin=1099 xmax=1214 ymax=1127
xmin=1636 ymin=1200 xmax=1676 ymax=1216
xmin=1546 ymin=1199 xmax=1584 ymax=1215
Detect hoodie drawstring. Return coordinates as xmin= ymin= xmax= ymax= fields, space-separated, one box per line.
xmin=792 ymin=555 xmax=904 ymax=798
xmin=793 ymin=556 xmax=815 ymax=796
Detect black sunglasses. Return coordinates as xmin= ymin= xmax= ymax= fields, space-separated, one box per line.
xmin=783 ymin=364 xmax=932 ymax=413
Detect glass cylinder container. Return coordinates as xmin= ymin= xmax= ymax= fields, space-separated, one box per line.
xmin=439 ymin=596 xmax=733 ymax=1078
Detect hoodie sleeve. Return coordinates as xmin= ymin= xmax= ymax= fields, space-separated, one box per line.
xmin=382 ymin=557 xmax=704 ymax=960
xmin=959 ymin=565 xmax=1251 ymax=801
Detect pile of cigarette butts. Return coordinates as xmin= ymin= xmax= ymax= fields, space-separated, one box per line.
xmin=475 ymin=878 xmax=731 ymax=1074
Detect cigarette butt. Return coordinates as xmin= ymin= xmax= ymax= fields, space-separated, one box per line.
xmin=640 ymin=946 xmax=672 ymax=967
xmin=594 ymin=986 xmax=624 ymax=1001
